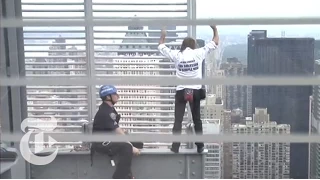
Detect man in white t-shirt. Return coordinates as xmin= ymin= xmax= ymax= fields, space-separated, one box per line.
xmin=158 ymin=25 xmax=219 ymax=153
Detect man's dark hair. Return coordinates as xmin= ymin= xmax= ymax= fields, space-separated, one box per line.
xmin=180 ymin=37 xmax=196 ymax=52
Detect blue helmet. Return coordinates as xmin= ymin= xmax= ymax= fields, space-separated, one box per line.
xmin=99 ymin=85 xmax=117 ymax=99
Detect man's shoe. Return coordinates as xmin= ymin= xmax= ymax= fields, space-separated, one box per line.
xmin=197 ymin=147 xmax=205 ymax=153
xmin=170 ymin=147 xmax=179 ymax=153
xmin=0 ymin=146 xmax=18 ymax=161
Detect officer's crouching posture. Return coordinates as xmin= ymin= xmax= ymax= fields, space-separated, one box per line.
xmin=91 ymin=85 xmax=141 ymax=179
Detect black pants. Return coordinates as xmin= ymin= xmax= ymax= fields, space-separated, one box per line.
xmin=93 ymin=142 xmax=133 ymax=179
xmin=172 ymin=89 xmax=204 ymax=150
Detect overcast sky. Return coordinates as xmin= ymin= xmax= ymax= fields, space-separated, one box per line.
xmin=23 ymin=0 xmax=320 ymax=17
xmin=196 ymin=0 xmax=320 ymax=18
xmin=196 ymin=0 xmax=320 ymax=35
xmin=22 ymin=0 xmax=320 ymax=36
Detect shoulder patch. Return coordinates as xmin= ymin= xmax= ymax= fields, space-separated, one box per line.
xmin=109 ymin=112 xmax=117 ymax=121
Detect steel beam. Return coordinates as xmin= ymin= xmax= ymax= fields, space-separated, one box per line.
xmin=30 ymin=150 xmax=206 ymax=179
xmin=2 ymin=17 xmax=320 ymax=27
xmin=84 ymin=0 xmax=96 ymax=122
xmin=1 ymin=0 xmax=29 ymax=178
xmin=0 ymin=0 xmax=10 ymax=136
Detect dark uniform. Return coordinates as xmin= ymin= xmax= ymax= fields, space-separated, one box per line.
xmin=91 ymin=102 xmax=134 ymax=179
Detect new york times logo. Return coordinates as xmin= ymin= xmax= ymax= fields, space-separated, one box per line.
xmin=20 ymin=117 xmax=58 ymax=165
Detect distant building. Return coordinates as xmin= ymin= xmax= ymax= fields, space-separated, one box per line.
xmin=315 ymin=40 xmax=320 ymax=60
xmin=200 ymin=94 xmax=224 ymax=120
xmin=221 ymin=57 xmax=248 ymax=116
xmin=214 ymin=70 xmax=226 ymax=105
xmin=203 ymin=119 xmax=222 ymax=179
xmin=309 ymin=60 xmax=320 ymax=178
xmin=247 ymin=30 xmax=314 ymax=178
xmin=118 ymin=25 xmax=152 ymax=56
xmin=232 ymin=108 xmax=290 ymax=179
xmin=25 ymin=36 xmax=87 ymax=123
xmin=222 ymin=110 xmax=232 ymax=179
xmin=200 ymin=94 xmax=233 ymax=178
xmin=231 ymin=108 xmax=244 ymax=124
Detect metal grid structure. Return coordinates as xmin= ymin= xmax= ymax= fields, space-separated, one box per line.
xmin=3 ymin=0 xmax=320 ymax=179
xmin=22 ymin=0 xmax=90 ymax=151
xmin=20 ymin=0 xmax=196 ymax=149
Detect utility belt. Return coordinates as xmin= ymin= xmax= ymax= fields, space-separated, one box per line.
xmin=184 ymin=89 xmax=194 ymax=102
xmin=183 ymin=87 xmax=206 ymax=102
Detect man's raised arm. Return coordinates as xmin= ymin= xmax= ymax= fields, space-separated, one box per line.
xmin=210 ymin=25 xmax=219 ymax=45
xmin=195 ymin=25 xmax=219 ymax=60
xmin=159 ymin=27 xmax=166 ymax=44
xmin=158 ymin=27 xmax=177 ymax=61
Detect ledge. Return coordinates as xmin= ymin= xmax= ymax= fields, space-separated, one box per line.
xmin=35 ymin=148 xmax=208 ymax=156
xmin=31 ymin=148 xmax=207 ymax=179
xmin=0 ymin=161 xmax=17 ymax=174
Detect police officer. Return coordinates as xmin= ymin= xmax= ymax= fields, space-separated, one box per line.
xmin=91 ymin=85 xmax=140 ymax=179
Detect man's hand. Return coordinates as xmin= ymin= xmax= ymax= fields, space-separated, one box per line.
xmin=159 ymin=27 xmax=167 ymax=44
xmin=210 ymin=25 xmax=217 ymax=30
xmin=132 ymin=147 xmax=140 ymax=156
xmin=161 ymin=27 xmax=167 ymax=37
xmin=210 ymin=25 xmax=219 ymax=45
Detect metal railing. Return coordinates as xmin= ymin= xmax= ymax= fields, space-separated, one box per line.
xmin=19 ymin=0 xmax=192 ymax=151
xmin=2 ymin=1 xmax=320 ymax=179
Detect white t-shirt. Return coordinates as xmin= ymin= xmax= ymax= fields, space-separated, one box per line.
xmin=158 ymin=41 xmax=218 ymax=90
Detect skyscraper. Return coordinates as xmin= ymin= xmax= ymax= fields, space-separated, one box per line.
xmin=221 ymin=57 xmax=248 ymax=116
xmin=309 ymin=60 xmax=320 ymax=178
xmin=202 ymin=119 xmax=222 ymax=179
xmin=200 ymin=94 xmax=224 ymax=120
xmin=247 ymin=30 xmax=315 ymax=178
xmin=315 ymin=40 xmax=320 ymax=60
xmin=232 ymin=108 xmax=290 ymax=179
xmin=222 ymin=110 xmax=232 ymax=179
xmin=200 ymin=94 xmax=233 ymax=178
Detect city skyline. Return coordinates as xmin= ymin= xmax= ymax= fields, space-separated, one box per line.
xmin=2 ymin=0 xmax=320 ymax=179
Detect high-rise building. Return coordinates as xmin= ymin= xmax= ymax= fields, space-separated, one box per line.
xmin=214 ymin=70 xmax=225 ymax=103
xmin=315 ymin=40 xmax=320 ymax=60
xmin=232 ymin=108 xmax=290 ymax=179
xmin=26 ymin=36 xmax=87 ymax=123
xmin=107 ymin=25 xmax=176 ymax=148
xmin=247 ymin=30 xmax=314 ymax=178
xmin=221 ymin=57 xmax=248 ymax=116
xmin=200 ymin=94 xmax=224 ymax=120
xmin=203 ymin=119 xmax=222 ymax=179
xmin=309 ymin=60 xmax=320 ymax=178
xmin=205 ymin=51 xmax=220 ymax=94
xmin=118 ymin=25 xmax=152 ymax=56
xmin=200 ymin=94 xmax=233 ymax=178
xmin=222 ymin=110 xmax=233 ymax=179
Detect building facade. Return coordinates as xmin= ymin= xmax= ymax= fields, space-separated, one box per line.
xmin=203 ymin=119 xmax=222 ymax=179
xmin=232 ymin=108 xmax=290 ymax=179
xmin=221 ymin=57 xmax=248 ymax=116
xmin=247 ymin=30 xmax=314 ymax=178
xmin=309 ymin=60 xmax=320 ymax=178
